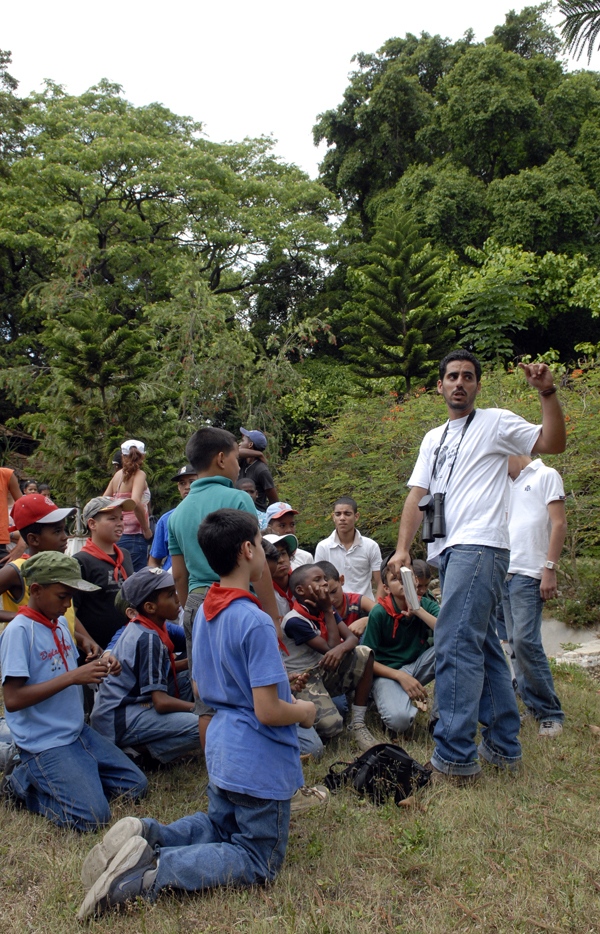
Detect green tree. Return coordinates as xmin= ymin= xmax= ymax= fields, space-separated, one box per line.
xmin=487 ymin=3 xmax=563 ymax=58
xmin=337 ymin=214 xmax=454 ymax=392
xmin=559 ymin=0 xmax=600 ymax=62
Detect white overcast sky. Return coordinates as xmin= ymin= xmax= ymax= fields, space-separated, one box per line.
xmin=3 ymin=1 xmax=599 ymax=177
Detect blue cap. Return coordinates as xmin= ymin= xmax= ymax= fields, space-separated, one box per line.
xmin=121 ymin=567 xmax=175 ymax=609
xmin=240 ymin=427 xmax=267 ymax=451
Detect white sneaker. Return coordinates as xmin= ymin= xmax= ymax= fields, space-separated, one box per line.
xmin=81 ymin=816 xmax=145 ymax=891
xmin=538 ymin=720 xmax=563 ymax=738
xmin=290 ymin=785 xmax=329 ymax=815
xmin=351 ymin=723 xmax=378 ymax=752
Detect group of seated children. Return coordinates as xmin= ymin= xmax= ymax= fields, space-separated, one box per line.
xmin=0 ymin=426 xmax=442 ymax=919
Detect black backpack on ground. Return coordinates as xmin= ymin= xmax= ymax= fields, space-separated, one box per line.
xmin=322 ymin=743 xmax=431 ymax=806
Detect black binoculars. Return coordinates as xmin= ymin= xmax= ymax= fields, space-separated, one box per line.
xmin=418 ymin=492 xmax=446 ymax=543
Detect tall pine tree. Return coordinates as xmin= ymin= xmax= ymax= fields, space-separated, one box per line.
xmin=339 ymin=214 xmax=454 ymax=392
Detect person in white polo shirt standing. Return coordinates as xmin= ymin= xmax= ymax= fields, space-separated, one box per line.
xmin=314 ymin=497 xmax=383 ymax=600
xmin=504 ymin=455 xmax=567 ymax=737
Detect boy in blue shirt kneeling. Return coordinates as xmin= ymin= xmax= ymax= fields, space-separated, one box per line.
xmin=0 ymin=553 xmax=147 ymax=831
xmin=78 ymin=508 xmax=317 ymax=919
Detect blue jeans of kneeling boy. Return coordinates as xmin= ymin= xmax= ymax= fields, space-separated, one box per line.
xmin=503 ymin=574 xmax=564 ymax=723
xmin=431 ymin=545 xmax=522 ymax=776
xmin=142 ymin=782 xmax=290 ymax=894
xmin=9 ymin=723 xmax=147 ymax=831
xmin=372 ymin=645 xmax=436 ymax=734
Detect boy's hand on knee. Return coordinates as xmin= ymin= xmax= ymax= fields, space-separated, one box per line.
xmin=396 ymin=671 xmax=427 ymax=700
xmin=348 ymin=617 xmax=368 ymax=637
xmin=319 ymin=645 xmax=345 ymax=672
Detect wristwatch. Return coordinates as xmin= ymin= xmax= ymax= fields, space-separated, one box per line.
xmin=544 ymin=560 xmax=559 ymax=571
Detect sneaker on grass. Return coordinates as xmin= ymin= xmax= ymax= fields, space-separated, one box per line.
xmin=81 ymin=816 xmax=145 ymax=891
xmin=538 ymin=720 xmax=563 ymax=738
xmin=290 ymin=785 xmax=329 ymax=815
xmin=78 ymin=836 xmax=157 ymax=921
xmin=351 ymin=723 xmax=378 ymax=753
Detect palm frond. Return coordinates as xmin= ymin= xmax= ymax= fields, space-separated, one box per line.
xmin=559 ymin=0 xmax=600 ymax=62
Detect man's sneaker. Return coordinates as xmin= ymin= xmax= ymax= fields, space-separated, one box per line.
xmin=81 ymin=816 xmax=145 ymax=891
xmin=424 ymin=761 xmax=481 ymax=787
xmin=351 ymin=723 xmax=378 ymax=752
xmin=538 ymin=720 xmax=563 ymax=738
xmin=290 ymin=785 xmax=329 ymax=815
xmin=77 ymin=836 xmax=157 ymax=920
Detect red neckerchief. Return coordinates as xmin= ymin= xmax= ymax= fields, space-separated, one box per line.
xmin=81 ymin=540 xmax=128 ymax=583
xmin=203 ymin=583 xmax=289 ymax=656
xmin=273 ymin=580 xmax=293 ymax=610
xmin=377 ymin=595 xmax=409 ymax=639
xmin=291 ymin=599 xmax=328 ymax=639
xmin=133 ymin=613 xmax=179 ymax=698
xmin=19 ymin=606 xmax=72 ymax=672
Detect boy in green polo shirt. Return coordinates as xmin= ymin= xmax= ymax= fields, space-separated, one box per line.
xmin=167 ymin=428 xmax=281 ymax=739
xmin=362 ymin=558 xmax=438 ymax=736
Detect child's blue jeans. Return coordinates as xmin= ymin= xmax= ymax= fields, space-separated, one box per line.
xmin=143 ymin=782 xmax=290 ymax=894
xmin=9 ymin=723 xmax=147 ymax=831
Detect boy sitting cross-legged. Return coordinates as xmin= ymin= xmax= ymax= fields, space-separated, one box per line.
xmin=360 ymin=557 xmax=439 ymax=736
xmin=78 ymin=508 xmax=320 ymax=920
xmin=280 ymin=563 xmax=377 ymax=752
xmin=90 ymin=567 xmax=201 ymax=765
xmin=0 ymin=552 xmax=147 ymax=830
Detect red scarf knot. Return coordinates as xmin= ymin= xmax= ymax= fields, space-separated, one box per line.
xmin=81 ymin=540 xmax=128 ymax=584
xmin=291 ymin=599 xmax=328 ymax=640
xmin=19 ymin=607 xmax=72 ymax=672
xmin=133 ymin=613 xmax=179 ymax=698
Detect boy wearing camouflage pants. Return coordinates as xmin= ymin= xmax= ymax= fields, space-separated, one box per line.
xmin=280 ymin=564 xmax=376 ymax=752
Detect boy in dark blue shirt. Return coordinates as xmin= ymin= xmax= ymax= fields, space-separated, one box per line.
xmin=78 ymin=509 xmax=318 ymax=919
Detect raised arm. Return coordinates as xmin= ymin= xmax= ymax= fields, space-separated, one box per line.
xmin=518 ymin=363 xmax=566 ymax=455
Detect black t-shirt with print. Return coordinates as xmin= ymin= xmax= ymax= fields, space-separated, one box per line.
xmin=73 ymin=548 xmax=134 ymax=649
xmin=238 ymin=459 xmax=275 ymax=512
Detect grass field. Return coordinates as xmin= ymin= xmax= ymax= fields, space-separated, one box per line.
xmin=2 ymin=664 xmax=600 ymax=934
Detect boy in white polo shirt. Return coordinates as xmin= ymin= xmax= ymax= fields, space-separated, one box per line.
xmin=314 ymin=497 xmax=383 ymax=599
xmin=503 ymin=456 xmax=567 ymax=737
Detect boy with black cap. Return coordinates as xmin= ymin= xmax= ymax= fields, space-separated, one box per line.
xmin=0 ymin=552 xmax=147 ymax=830
xmin=238 ymin=427 xmax=278 ymax=513
xmin=91 ymin=566 xmax=200 ymax=764
xmin=74 ymin=496 xmax=136 ymax=649
xmin=149 ymin=465 xmax=198 ymax=571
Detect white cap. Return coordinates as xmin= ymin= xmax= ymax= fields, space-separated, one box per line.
xmin=121 ymin=439 xmax=146 ymax=455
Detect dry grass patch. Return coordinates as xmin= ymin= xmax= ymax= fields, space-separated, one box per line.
xmin=1 ymin=664 xmax=600 ymax=934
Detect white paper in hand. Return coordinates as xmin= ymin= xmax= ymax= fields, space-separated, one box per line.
xmin=400 ymin=567 xmax=419 ymax=610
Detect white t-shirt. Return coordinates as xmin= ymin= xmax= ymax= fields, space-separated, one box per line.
xmin=314 ymin=529 xmax=382 ymax=598
xmin=290 ymin=548 xmax=313 ymax=571
xmin=507 ymin=459 xmax=565 ymax=579
xmin=408 ymin=408 xmax=541 ymax=566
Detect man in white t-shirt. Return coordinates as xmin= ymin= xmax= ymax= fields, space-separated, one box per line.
xmin=504 ymin=456 xmax=566 ymax=738
xmin=314 ymin=496 xmax=383 ymax=599
xmin=388 ymin=350 xmax=566 ymax=782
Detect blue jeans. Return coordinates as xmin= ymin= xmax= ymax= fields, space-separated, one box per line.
xmin=372 ymin=645 xmax=436 ymax=733
xmin=431 ymin=545 xmax=521 ymax=776
xmin=118 ymin=707 xmax=201 ymax=763
xmin=503 ymin=574 xmax=564 ymax=722
xmin=144 ymin=782 xmax=290 ymax=893
xmin=9 ymin=723 xmax=147 ymax=831
xmin=119 ymin=533 xmax=149 ymax=572
xmin=297 ymin=725 xmax=324 ymax=759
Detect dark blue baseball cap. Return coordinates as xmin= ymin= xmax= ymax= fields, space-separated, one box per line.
xmin=240 ymin=427 xmax=267 ymax=451
xmin=121 ymin=567 xmax=175 ymax=609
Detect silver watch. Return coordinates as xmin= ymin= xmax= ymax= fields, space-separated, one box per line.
xmin=544 ymin=560 xmax=559 ymax=571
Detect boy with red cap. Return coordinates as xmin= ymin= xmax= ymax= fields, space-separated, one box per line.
xmin=0 ymin=495 xmax=100 ymax=657
xmin=0 ymin=552 xmax=147 ymax=830
xmin=265 ymin=502 xmax=313 ymax=570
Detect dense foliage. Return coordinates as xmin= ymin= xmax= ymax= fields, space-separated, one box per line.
xmin=2 ymin=4 xmax=600 ymax=527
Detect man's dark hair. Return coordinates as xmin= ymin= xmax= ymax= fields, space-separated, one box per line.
xmin=412 ymin=559 xmax=431 ymax=581
xmin=197 ymin=508 xmax=259 ymax=577
xmin=289 ymin=564 xmax=317 ymax=596
xmin=186 ymin=427 xmax=237 ymax=474
xmin=262 ymin=539 xmax=280 ymax=561
xmin=439 ymin=350 xmax=482 ymax=383
xmin=315 ymin=560 xmax=340 ymax=582
xmin=236 ymin=478 xmax=256 ymax=491
xmin=333 ymin=496 xmax=358 ymax=512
